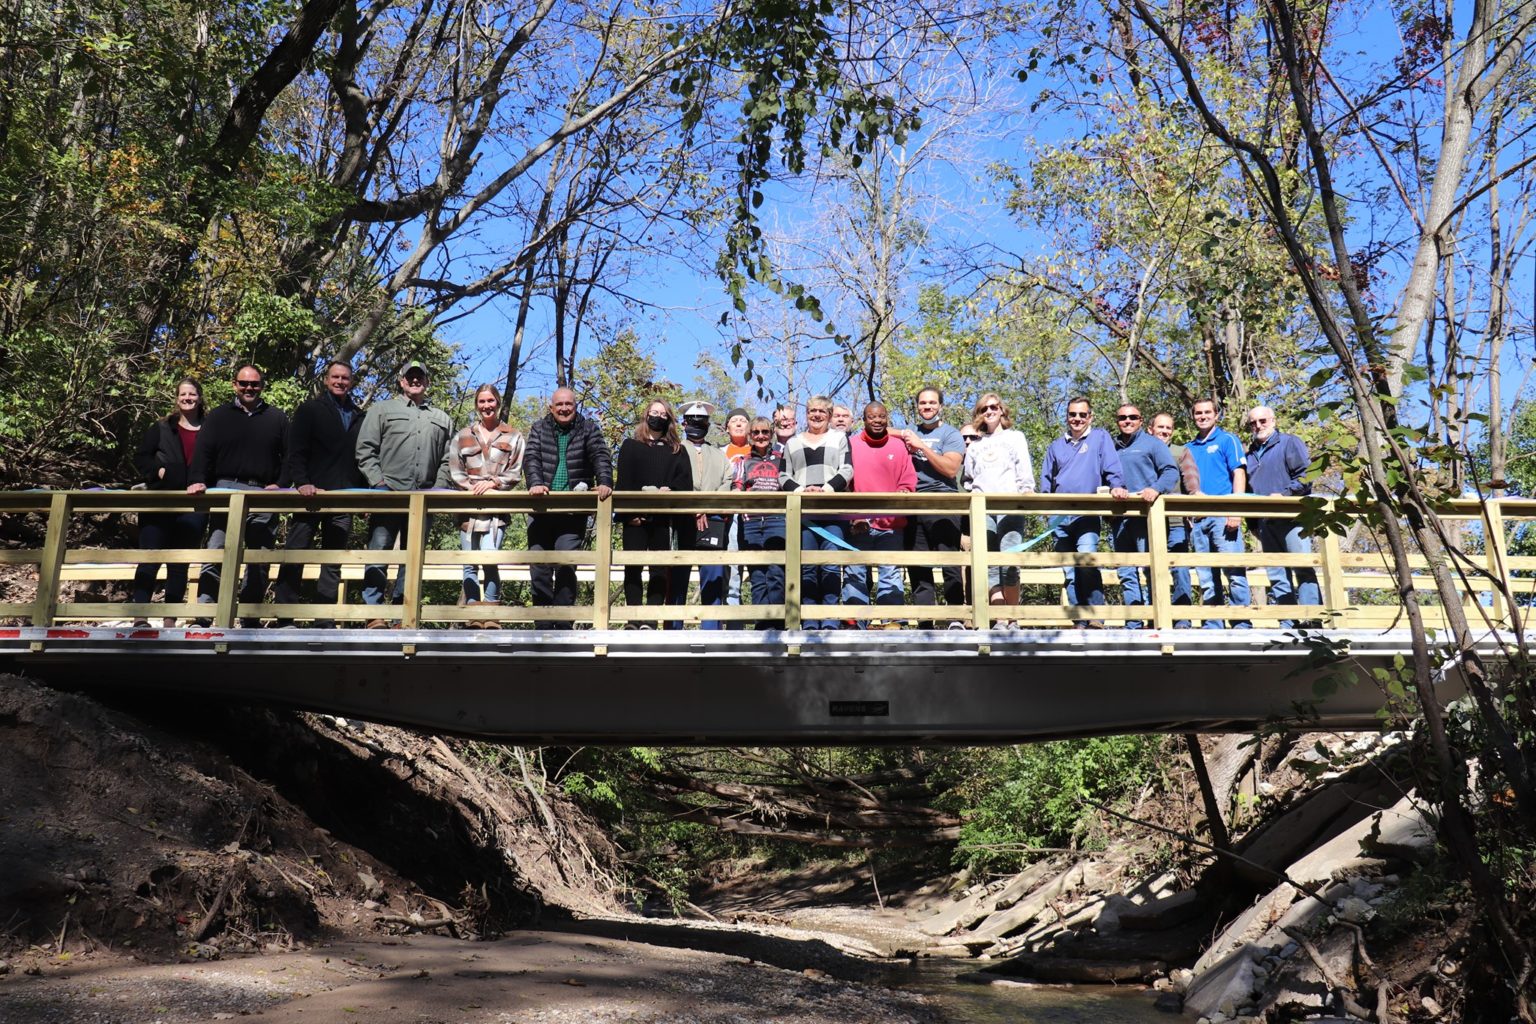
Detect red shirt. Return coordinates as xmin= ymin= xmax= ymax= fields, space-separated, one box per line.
xmin=177 ymin=423 xmax=199 ymax=466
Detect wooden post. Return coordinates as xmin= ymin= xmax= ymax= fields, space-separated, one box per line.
xmin=1483 ymin=501 xmax=1509 ymax=628
xmin=1320 ymin=527 xmax=1347 ymax=625
xmin=593 ymin=492 xmax=612 ymax=631
xmin=970 ymin=492 xmax=990 ymax=630
xmin=784 ymin=492 xmax=803 ymax=631
xmin=1147 ymin=499 xmax=1172 ymax=631
xmin=400 ymin=492 xmax=428 ymax=629
xmin=31 ymin=492 xmax=71 ymax=627
xmin=213 ymin=491 xmax=247 ymax=628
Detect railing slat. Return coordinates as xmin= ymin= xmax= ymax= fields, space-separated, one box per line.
xmin=30 ymin=492 xmax=71 ymax=627
xmin=213 ymin=491 xmax=247 ymax=628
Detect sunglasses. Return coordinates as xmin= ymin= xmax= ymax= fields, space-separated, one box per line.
xmin=749 ymin=429 xmax=773 ymax=437
xmin=980 ymin=403 xmax=1001 ymax=412
xmin=1066 ymin=412 xmax=1090 ymax=419
xmin=962 ymin=435 xmax=980 ymax=443
xmin=235 ymin=381 xmax=263 ymax=389
xmin=1116 ymin=414 xmax=1142 ymax=421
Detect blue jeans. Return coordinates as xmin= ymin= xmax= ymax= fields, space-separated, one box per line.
xmin=987 ymin=514 xmax=1024 ymax=590
xmin=363 ymin=512 xmax=408 ymax=606
xmin=1168 ymin=519 xmax=1192 ymax=627
xmin=740 ymin=515 xmax=786 ymax=628
xmin=801 ymin=519 xmax=847 ymax=628
xmin=1253 ymin=518 xmax=1320 ymax=625
xmin=842 ymin=526 xmax=904 ymax=615
xmin=460 ymin=523 xmax=505 ymax=602
xmin=1055 ymin=514 xmax=1104 ymax=608
xmin=1190 ymin=515 xmax=1250 ymax=628
xmin=1112 ymin=517 xmax=1148 ymax=628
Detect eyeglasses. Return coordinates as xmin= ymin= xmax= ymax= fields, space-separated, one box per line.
xmin=980 ymin=403 xmax=1001 ymax=412
xmin=1116 ymin=414 xmax=1142 ymax=421
xmin=749 ymin=429 xmax=773 ymax=437
xmin=1066 ymin=412 xmax=1090 ymax=420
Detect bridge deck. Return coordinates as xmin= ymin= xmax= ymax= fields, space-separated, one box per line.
xmin=0 ymin=490 xmax=1521 ymax=741
xmin=0 ymin=625 xmax=1479 ymax=742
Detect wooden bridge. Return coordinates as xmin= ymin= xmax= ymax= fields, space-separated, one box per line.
xmin=0 ymin=489 xmax=1525 ymax=742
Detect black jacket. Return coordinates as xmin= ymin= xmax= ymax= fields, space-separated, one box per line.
xmin=133 ymin=417 xmax=195 ymax=491
xmin=284 ymin=393 xmax=365 ymax=489
xmin=189 ymin=400 xmax=289 ymax=487
xmin=524 ymin=412 xmax=613 ymax=491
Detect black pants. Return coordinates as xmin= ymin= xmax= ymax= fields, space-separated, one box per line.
xmin=197 ymin=481 xmax=276 ymax=624
xmin=275 ymin=512 xmax=352 ymax=624
xmin=906 ymin=514 xmax=964 ymax=606
xmin=528 ymin=512 xmax=587 ymax=626
xmin=131 ymin=510 xmax=208 ymax=606
xmin=622 ymin=516 xmax=678 ymax=619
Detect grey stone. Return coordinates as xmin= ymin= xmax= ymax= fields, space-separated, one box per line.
xmin=919 ymin=858 xmax=1061 ymax=936
xmin=1119 ymin=887 xmax=1208 ymax=931
xmin=1193 ymin=885 xmax=1297 ymax=974
xmin=1153 ymin=990 xmax=1183 ymax=1013
xmin=1185 ymin=944 xmax=1264 ymax=1020
xmin=1287 ymin=796 xmax=1433 ymax=888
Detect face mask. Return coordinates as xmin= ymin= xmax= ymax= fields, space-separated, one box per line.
xmin=683 ymin=419 xmax=709 ymax=441
xmin=646 ymin=414 xmax=671 ymax=433
xmin=916 ymin=409 xmax=941 ymax=425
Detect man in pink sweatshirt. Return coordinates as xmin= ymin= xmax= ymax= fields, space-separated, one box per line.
xmin=844 ymin=402 xmax=917 ymax=622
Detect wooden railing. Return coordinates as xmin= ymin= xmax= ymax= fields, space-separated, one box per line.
xmin=0 ymin=490 xmax=1530 ymax=631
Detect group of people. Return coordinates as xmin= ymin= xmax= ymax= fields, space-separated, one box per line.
xmin=130 ymin=360 xmax=1319 ymax=629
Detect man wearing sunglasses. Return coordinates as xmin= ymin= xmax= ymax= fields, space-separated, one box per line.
xmin=1039 ymin=397 xmax=1129 ymax=626
xmin=1110 ymin=404 xmax=1178 ymax=627
xmin=186 ymin=363 xmax=289 ymax=625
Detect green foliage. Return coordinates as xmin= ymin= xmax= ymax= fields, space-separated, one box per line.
xmin=945 ymin=737 xmax=1166 ymax=873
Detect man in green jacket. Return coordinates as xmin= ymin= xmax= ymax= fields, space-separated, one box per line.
xmin=355 ymin=361 xmax=453 ymax=624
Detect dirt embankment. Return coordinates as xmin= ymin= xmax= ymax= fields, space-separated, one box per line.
xmin=0 ymin=676 xmax=941 ymax=1024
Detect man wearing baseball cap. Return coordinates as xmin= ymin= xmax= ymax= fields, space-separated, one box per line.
xmin=355 ymin=359 xmax=454 ymax=625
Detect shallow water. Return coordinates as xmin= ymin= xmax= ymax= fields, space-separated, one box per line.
xmin=886 ymin=958 xmax=1170 ymax=1024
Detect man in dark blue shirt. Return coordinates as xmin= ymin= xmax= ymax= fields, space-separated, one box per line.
xmin=1246 ymin=406 xmax=1320 ymax=626
xmin=1111 ymin=404 xmax=1178 ymax=628
xmin=1040 ymin=397 xmax=1128 ymax=623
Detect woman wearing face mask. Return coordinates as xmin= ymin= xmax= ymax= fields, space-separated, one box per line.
xmin=963 ymin=393 xmax=1036 ymax=624
xmin=616 ymin=399 xmax=693 ymax=627
xmin=130 ymin=378 xmax=208 ymax=626
xmin=448 ymin=383 xmax=524 ymax=628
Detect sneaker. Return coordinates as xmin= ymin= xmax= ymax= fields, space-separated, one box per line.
xmin=946 ymin=621 xmax=967 ymax=631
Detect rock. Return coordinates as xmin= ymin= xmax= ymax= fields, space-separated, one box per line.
xmin=1184 ymin=944 xmax=1264 ymax=1020
xmin=1232 ymin=777 xmax=1398 ymax=885
xmin=1422 ymin=995 xmax=1444 ymax=1016
xmin=918 ymin=858 xmax=1061 ymax=936
xmin=1170 ymin=966 xmax=1194 ymax=989
xmin=1093 ymin=894 xmax=1138 ymax=935
xmin=1287 ymin=796 xmax=1431 ymax=887
xmin=0 ymin=960 xmax=9 ymax=975
xmin=1120 ymin=887 xmax=1208 ymax=931
xmin=1334 ymin=896 xmax=1374 ymax=924
xmin=971 ymin=862 xmax=1085 ymax=940
xmin=1255 ymin=929 xmax=1353 ymax=1018
xmin=1126 ymin=870 xmax=1182 ymax=904
xmin=1153 ymin=990 xmax=1184 ymax=1013
xmin=357 ymin=869 xmax=385 ymax=900
xmin=1193 ymin=886 xmax=1298 ymax=974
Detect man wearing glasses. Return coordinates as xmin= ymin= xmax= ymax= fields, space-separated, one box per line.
xmin=1110 ymin=404 xmax=1178 ymax=627
xmin=355 ymin=360 xmax=455 ymax=625
xmin=1246 ymin=406 xmax=1320 ymax=626
xmin=1039 ymin=397 xmax=1128 ymax=625
xmin=186 ymin=363 xmax=289 ymax=626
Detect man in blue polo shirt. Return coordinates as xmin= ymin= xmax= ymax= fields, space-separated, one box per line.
xmin=1111 ymin=404 xmax=1178 ymax=628
xmin=1187 ymin=396 xmax=1248 ymax=627
xmin=1041 ymin=397 xmax=1128 ymax=624
xmin=1246 ymin=406 xmax=1320 ymax=626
